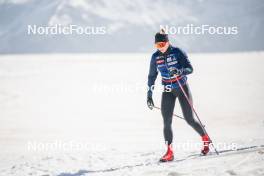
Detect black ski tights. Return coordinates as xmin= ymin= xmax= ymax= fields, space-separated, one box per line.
xmin=161 ymin=84 xmax=206 ymax=145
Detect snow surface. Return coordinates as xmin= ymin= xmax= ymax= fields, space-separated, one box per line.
xmin=0 ymin=52 xmax=264 ymax=176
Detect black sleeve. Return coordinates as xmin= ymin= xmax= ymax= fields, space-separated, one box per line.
xmin=177 ymin=48 xmax=193 ymax=75
xmin=147 ymin=54 xmax=158 ymax=97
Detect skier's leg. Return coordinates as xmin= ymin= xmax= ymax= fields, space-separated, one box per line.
xmin=178 ymin=84 xmax=211 ymax=154
xmin=161 ymin=91 xmax=176 ymax=145
xmin=178 ymin=84 xmax=205 ymax=136
xmin=160 ymin=91 xmax=176 ymax=162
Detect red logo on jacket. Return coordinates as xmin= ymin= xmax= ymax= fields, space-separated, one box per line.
xmin=156 ymin=59 xmax=164 ymax=64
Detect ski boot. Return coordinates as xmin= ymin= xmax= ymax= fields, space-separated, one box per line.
xmin=201 ymin=134 xmax=211 ymax=155
xmin=160 ymin=144 xmax=174 ymax=162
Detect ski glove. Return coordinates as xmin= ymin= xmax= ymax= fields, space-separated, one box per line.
xmin=168 ymin=67 xmax=183 ymax=77
xmin=147 ymin=97 xmax=154 ymax=110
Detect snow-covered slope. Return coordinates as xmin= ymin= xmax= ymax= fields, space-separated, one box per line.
xmin=0 ymin=52 xmax=264 ymax=175
xmin=0 ymin=0 xmax=263 ymax=53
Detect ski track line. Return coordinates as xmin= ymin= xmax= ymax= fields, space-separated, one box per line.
xmin=57 ymin=145 xmax=264 ymax=176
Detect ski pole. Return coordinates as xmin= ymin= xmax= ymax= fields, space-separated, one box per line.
xmin=153 ymin=106 xmax=185 ymax=120
xmin=175 ymin=78 xmax=219 ymax=155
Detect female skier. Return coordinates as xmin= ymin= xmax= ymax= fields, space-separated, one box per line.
xmin=147 ymin=30 xmax=210 ymax=162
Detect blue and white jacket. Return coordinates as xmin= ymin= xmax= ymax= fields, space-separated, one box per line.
xmin=147 ymin=45 xmax=193 ymax=97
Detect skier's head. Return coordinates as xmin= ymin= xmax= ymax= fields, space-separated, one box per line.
xmin=155 ymin=29 xmax=169 ymax=53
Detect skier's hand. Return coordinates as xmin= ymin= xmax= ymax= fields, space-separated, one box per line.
xmin=169 ymin=67 xmax=183 ymax=77
xmin=147 ymin=97 xmax=154 ymax=110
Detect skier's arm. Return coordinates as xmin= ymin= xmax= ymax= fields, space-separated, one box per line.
xmin=147 ymin=55 xmax=158 ymax=98
xmin=177 ymin=49 xmax=193 ymax=75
